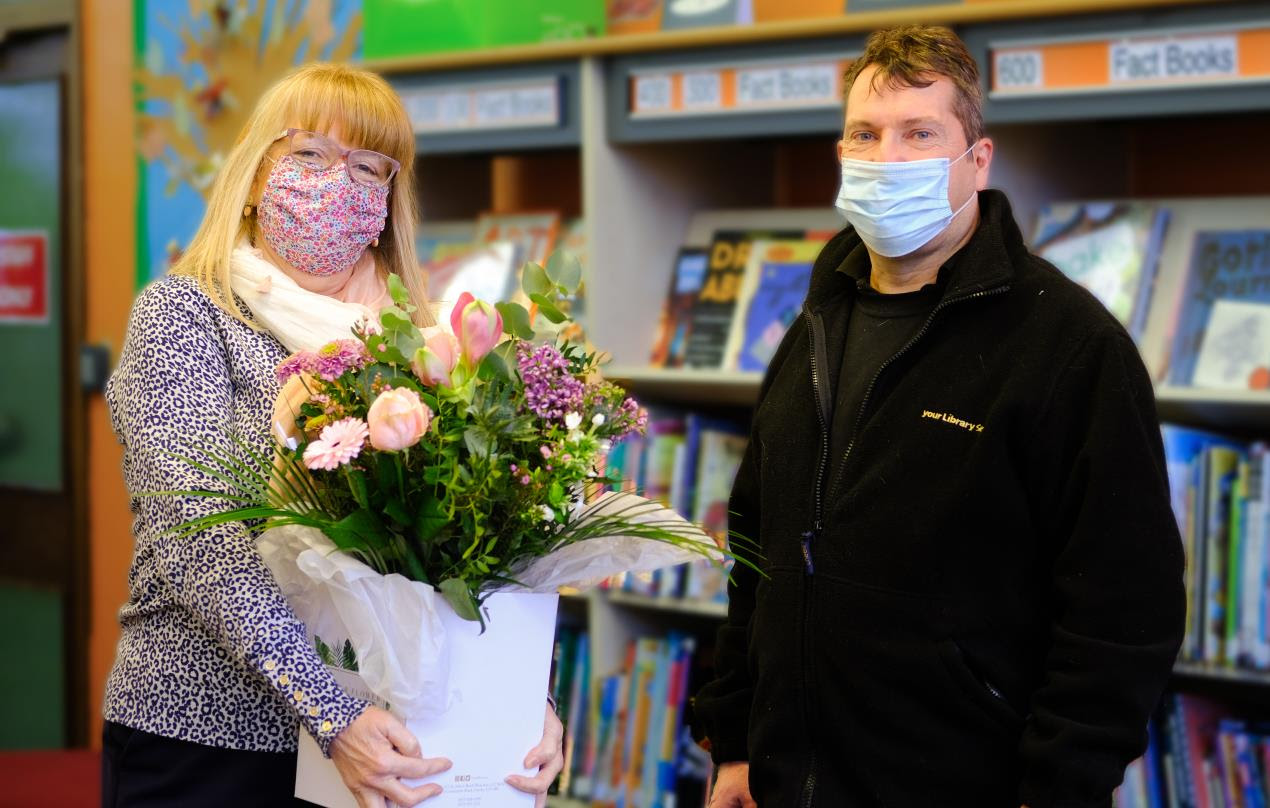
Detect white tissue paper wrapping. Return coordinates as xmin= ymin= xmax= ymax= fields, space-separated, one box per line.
xmin=257 ymin=490 xmax=723 ymax=722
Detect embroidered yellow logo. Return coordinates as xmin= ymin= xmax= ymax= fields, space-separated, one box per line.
xmin=921 ymin=409 xmax=984 ymax=433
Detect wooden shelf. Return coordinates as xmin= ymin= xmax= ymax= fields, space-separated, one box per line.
xmin=605 ymin=590 xmax=730 ymax=620
xmin=606 ymin=366 xmax=762 ymax=407
xmin=364 ymin=0 xmax=1218 ymax=74
xmin=1155 ymin=386 xmax=1270 ymax=432
xmin=561 ymin=589 xmax=729 ymax=619
xmin=1172 ymin=661 xmax=1270 ymax=687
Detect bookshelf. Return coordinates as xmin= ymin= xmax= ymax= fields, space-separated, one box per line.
xmin=381 ymin=0 xmax=1270 ymax=803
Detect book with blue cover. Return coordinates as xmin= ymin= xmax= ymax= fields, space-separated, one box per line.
xmin=1167 ymin=230 xmax=1270 ymax=386
xmin=727 ymin=239 xmax=821 ymax=372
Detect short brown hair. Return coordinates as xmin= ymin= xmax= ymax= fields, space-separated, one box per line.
xmin=842 ymin=25 xmax=984 ymax=145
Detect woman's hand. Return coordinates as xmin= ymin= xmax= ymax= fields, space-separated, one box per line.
xmin=330 ymin=706 xmax=452 ymax=808
xmin=505 ymin=703 xmax=565 ymax=808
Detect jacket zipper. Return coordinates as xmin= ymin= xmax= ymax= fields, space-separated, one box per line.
xmin=794 ymin=284 xmax=1008 ymax=808
xmin=798 ymin=310 xmax=830 ymax=808
xmin=824 ymin=284 xmax=1011 ymax=505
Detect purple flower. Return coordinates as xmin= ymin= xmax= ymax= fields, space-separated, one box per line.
xmin=517 ymin=343 xmax=585 ymax=422
xmin=275 ymin=352 xmax=316 ymax=385
xmin=314 ymin=339 xmax=372 ymax=381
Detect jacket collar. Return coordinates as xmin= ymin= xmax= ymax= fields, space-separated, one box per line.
xmin=806 ymin=189 xmax=1025 ymax=313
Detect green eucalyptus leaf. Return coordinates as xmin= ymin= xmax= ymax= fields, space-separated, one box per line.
xmin=521 ymin=262 xmax=552 ymax=298
xmin=479 ymin=345 xmax=512 ymax=382
xmin=439 ymin=578 xmax=481 ymax=622
xmin=495 ymin=302 xmax=534 ymax=340
xmin=387 ymin=274 xmax=412 ymax=309
xmin=529 ymin=294 xmax=568 ymax=324
xmin=546 ymin=250 xmax=583 ymax=294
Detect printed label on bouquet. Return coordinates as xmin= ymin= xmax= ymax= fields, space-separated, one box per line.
xmin=0 ymin=230 xmax=48 ymax=323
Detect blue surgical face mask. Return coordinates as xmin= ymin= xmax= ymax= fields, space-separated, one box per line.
xmin=834 ymin=144 xmax=977 ymax=258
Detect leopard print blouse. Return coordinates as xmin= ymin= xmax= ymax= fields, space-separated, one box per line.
xmin=103 ymin=274 xmax=368 ymax=755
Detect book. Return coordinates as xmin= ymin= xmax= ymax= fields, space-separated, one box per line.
xmin=682 ymin=229 xmax=801 ymax=368
xmin=650 ymin=248 xmax=709 ymax=368
xmin=607 ymin=0 xmax=663 ymax=35
xmin=661 ymin=0 xmax=750 ymax=29
xmin=725 ymin=238 xmax=821 ymax=372
xmin=423 ymin=241 xmax=518 ymax=325
xmin=416 ymin=220 xmax=476 ymax=265
xmin=474 ymin=211 xmax=561 ymax=268
xmin=1167 ymin=230 xmax=1270 ymax=387
xmin=1192 ymin=299 xmax=1270 ymax=390
xmin=1030 ymin=201 xmax=1169 ymax=342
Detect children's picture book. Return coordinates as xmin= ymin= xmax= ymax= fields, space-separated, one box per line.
xmin=650 ymin=248 xmax=709 ymax=368
xmin=682 ymin=229 xmax=801 ymax=368
xmin=1193 ymin=299 xmax=1270 ymax=390
xmin=1030 ymin=201 xmax=1169 ymax=342
xmin=424 ymin=241 xmax=517 ymax=325
xmin=724 ymin=238 xmax=821 ymax=372
xmin=474 ymin=211 xmax=561 ymax=268
xmin=416 ymin=220 xmax=477 ymax=266
xmin=1167 ymin=230 xmax=1270 ymax=386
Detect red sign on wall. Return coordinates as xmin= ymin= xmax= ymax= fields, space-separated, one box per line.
xmin=0 ymin=231 xmax=49 ymax=323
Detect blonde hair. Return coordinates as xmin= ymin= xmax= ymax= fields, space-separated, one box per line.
xmin=171 ymin=62 xmax=434 ymax=328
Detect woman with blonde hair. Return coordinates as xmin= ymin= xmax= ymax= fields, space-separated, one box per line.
xmin=102 ymin=63 xmax=563 ymax=807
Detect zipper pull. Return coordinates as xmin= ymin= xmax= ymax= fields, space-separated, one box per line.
xmin=800 ymin=522 xmax=821 ymax=575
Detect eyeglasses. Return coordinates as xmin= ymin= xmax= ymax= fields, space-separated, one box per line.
xmin=272 ymin=128 xmax=400 ymax=188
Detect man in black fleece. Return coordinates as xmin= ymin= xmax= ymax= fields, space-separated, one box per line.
xmin=693 ymin=25 xmax=1185 ymax=808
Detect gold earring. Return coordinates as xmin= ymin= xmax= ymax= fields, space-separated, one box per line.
xmin=371 ymin=237 xmax=379 ymax=248
xmin=243 ymin=204 xmax=253 ymax=218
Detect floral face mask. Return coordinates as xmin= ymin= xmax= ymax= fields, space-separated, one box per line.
xmin=257 ymin=155 xmax=390 ymax=277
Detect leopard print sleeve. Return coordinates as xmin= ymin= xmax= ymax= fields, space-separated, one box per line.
xmin=104 ymin=276 xmax=368 ymax=756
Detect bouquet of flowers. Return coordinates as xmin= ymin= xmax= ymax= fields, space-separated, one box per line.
xmin=159 ymin=251 xmax=748 ymax=807
xmin=169 ymin=250 xmax=735 ymax=621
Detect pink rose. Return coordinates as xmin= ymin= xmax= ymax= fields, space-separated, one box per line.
xmin=366 ymin=387 xmax=431 ymax=451
xmin=450 ymin=291 xmax=503 ymax=366
xmin=411 ymin=326 xmax=461 ymax=387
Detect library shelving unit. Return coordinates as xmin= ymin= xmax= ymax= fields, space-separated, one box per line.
xmin=373 ymin=0 xmax=1270 ymax=803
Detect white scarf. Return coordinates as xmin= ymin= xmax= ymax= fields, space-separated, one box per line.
xmin=229 ymin=245 xmax=384 ymax=354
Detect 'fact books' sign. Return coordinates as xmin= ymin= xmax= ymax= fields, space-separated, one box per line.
xmin=1110 ymin=34 xmax=1237 ymax=85
xmin=0 ymin=231 xmax=49 ymax=324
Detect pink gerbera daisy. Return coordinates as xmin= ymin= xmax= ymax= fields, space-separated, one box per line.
xmin=303 ymin=417 xmax=370 ymax=471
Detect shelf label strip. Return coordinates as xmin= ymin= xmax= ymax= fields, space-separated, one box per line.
xmin=401 ymin=78 xmax=561 ymax=134
xmin=991 ymin=23 xmax=1270 ymax=98
xmin=630 ymin=59 xmax=848 ymax=119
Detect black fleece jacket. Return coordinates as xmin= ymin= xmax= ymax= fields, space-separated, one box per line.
xmin=692 ymin=190 xmax=1186 ymax=808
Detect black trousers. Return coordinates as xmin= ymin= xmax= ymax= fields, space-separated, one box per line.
xmin=101 ymin=720 xmax=312 ymax=807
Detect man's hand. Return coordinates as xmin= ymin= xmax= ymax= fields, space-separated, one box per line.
xmin=329 ymin=706 xmax=452 ymax=808
xmin=709 ymin=761 xmax=756 ymax=808
xmin=506 ymin=703 xmax=566 ymax=808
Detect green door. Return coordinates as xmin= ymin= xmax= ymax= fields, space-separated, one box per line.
xmin=0 ymin=77 xmax=67 ymax=749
